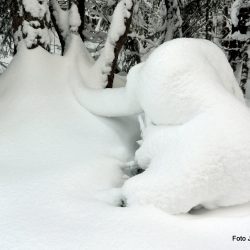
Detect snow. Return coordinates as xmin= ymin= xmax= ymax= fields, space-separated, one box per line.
xmin=51 ymin=0 xmax=70 ymax=39
xmin=73 ymin=38 xmax=250 ymax=214
xmin=22 ymin=20 xmax=51 ymax=48
xmin=69 ymin=3 xmax=81 ymax=32
xmin=231 ymin=30 xmax=250 ymax=41
xmin=231 ymin=0 xmax=242 ymax=26
xmin=164 ymin=0 xmax=183 ymax=41
xmin=20 ymin=0 xmax=52 ymax=49
xmin=231 ymin=0 xmax=250 ymax=27
xmin=64 ymin=35 xmax=126 ymax=89
xmin=94 ymin=0 xmax=133 ymax=86
xmin=75 ymin=38 xmax=244 ymax=119
xmin=1 ymin=37 xmax=250 ymax=249
xmin=123 ymin=102 xmax=250 ymax=213
xmin=54 ymin=0 xmax=133 ymax=87
xmin=22 ymin=0 xmax=48 ymax=19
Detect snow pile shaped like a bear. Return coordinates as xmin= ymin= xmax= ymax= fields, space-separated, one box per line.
xmin=75 ymin=38 xmax=250 ymax=214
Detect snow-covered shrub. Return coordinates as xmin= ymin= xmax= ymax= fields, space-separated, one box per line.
xmin=75 ymin=38 xmax=250 ymax=214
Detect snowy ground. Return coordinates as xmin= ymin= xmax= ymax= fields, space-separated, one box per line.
xmin=0 ymin=44 xmax=250 ymax=250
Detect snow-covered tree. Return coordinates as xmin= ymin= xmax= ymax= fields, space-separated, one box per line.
xmin=1 ymin=0 xmax=249 ymax=94
xmin=221 ymin=0 xmax=250 ymax=93
xmin=164 ymin=0 xmax=183 ymax=41
xmin=12 ymin=0 xmax=52 ymax=52
xmin=0 ymin=0 xmax=13 ymax=73
xmin=230 ymin=0 xmax=250 ymax=93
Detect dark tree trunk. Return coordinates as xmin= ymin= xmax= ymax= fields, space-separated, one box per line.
xmin=205 ymin=0 xmax=210 ymax=39
xmin=11 ymin=0 xmax=24 ymax=54
xmin=77 ymin=0 xmax=85 ymax=42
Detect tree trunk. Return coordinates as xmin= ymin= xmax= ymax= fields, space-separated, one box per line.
xmin=205 ymin=0 xmax=210 ymax=39
xmin=76 ymin=0 xmax=85 ymax=42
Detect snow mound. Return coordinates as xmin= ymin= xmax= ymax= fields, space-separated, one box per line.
xmin=122 ymin=39 xmax=250 ymax=213
xmin=0 ymin=38 xmax=250 ymax=249
xmin=123 ymin=103 xmax=250 ymax=213
xmin=74 ymin=38 xmax=244 ymax=121
xmin=73 ymin=38 xmax=250 ymax=214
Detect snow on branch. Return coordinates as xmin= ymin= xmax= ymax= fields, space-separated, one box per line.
xmin=231 ymin=0 xmax=243 ymax=27
xmin=230 ymin=0 xmax=250 ymax=41
xmin=70 ymin=0 xmax=85 ymax=42
xmin=16 ymin=0 xmax=52 ymax=51
xmin=69 ymin=1 xmax=81 ymax=33
xmin=95 ymin=0 xmax=133 ymax=88
xmin=50 ymin=0 xmax=85 ymax=54
xmin=50 ymin=0 xmax=69 ymax=54
xmin=164 ymin=0 xmax=183 ymax=41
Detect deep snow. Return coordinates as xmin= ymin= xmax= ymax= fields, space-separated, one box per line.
xmin=74 ymin=39 xmax=245 ymax=119
xmin=73 ymin=38 xmax=250 ymax=214
xmin=0 ymin=37 xmax=250 ymax=249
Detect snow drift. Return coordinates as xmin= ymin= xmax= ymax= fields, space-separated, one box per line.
xmin=74 ymin=38 xmax=250 ymax=214
xmin=0 ymin=36 xmax=250 ymax=249
xmin=74 ymin=38 xmax=244 ymax=120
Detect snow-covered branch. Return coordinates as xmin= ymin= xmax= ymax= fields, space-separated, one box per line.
xmin=49 ymin=0 xmax=85 ymax=54
xmin=95 ymin=0 xmax=134 ymax=88
xmin=164 ymin=0 xmax=183 ymax=41
xmin=50 ymin=0 xmax=69 ymax=54
xmin=12 ymin=0 xmax=52 ymax=52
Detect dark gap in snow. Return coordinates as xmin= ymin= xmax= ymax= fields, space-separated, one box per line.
xmin=188 ymin=205 xmax=207 ymax=215
xmin=135 ymin=167 xmax=145 ymax=175
xmin=119 ymin=198 xmax=127 ymax=207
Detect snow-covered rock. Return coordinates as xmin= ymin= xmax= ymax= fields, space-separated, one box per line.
xmin=75 ymin=38 xmax=250 ymax=214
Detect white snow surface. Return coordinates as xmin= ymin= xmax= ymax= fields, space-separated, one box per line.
xmin=0 ymin=37 xmax=250 ymax=249
xmin=74 ymin=38 xmax=250 ymax=214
